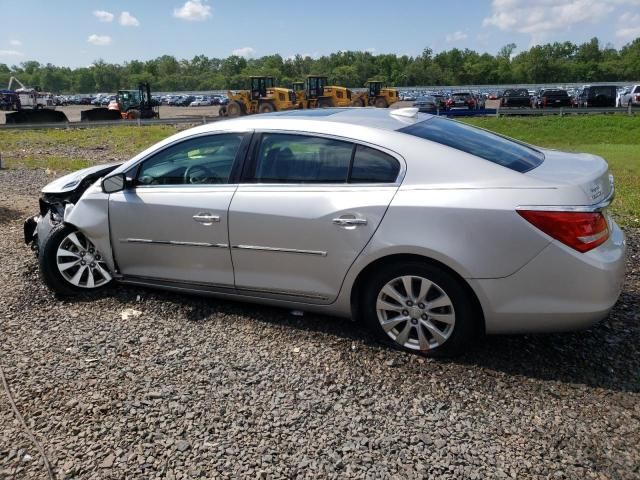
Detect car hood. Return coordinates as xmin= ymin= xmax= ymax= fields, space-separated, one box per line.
xmin=41 ymin=162 xmax=123 ymax=194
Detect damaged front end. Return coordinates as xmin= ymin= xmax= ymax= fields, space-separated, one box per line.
xmin=24 ymin=163 xmax=122 ymax=256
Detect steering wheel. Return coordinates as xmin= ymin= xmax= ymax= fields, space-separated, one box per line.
xmin=184 ymin=164 xmax=220 ymax=184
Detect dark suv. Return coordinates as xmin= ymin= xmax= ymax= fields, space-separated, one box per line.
xmin=500 ymin=89 xmax=531 ymax=108
xmin=576 ymin=86 xmax=617 ymax=108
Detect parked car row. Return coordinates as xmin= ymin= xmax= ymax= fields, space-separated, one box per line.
xmin=403 ymin=84 xmax=640 ymax=110
xmin=158 ymin=94 xmax=228 ymax=107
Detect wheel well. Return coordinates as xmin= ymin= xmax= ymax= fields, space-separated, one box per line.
xmin=350 ymin=253 xmax=485 ymax=332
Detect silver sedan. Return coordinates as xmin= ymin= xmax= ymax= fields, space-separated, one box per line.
xmin=25 ymin=108 xmax=626 ymax=357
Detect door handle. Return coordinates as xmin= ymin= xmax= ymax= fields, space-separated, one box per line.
xmin=193 ymin=213 xmax=220 ymax=225
xmin=332 ymin=217 xmax=368 ymax=227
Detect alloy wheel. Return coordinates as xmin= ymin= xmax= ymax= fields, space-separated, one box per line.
xmin=56 ymin=231 xmax=111 ymax=288
xmin=376 ymin=275 xmax=455 ymax=351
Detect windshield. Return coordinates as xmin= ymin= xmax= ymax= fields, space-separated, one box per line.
xmin=399 ymin=117 xmax=544 ymax=173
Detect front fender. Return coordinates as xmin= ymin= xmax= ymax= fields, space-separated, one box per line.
xmin=64 ymin=181 xmax=116 ymax=272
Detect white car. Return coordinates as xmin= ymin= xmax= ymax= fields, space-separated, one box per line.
xmin=617 ymin=85 xmax=640 ymax=107
xmin=190 ymin=97 xmax=213 ymax=107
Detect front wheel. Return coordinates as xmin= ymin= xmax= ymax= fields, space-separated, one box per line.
xmin=361 ymin=262 xmax=479 ymax=357
xmin=39 ymin=224 xmax=112 ymax=296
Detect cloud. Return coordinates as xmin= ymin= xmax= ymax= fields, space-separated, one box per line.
xmin=173 ymin=0 xmax=212 ymax=21
xmin=232 ymin=47 xmax=255 ymax=58
xmin=87 ymin=34 xmax=112 ymax=46
xmin=119 ymin=11 xmax=140 ymax=27
xmin=93 ymin=10 xmax=114 ymax=22
xmin=482 ymin=0 xmax=640 ymax=44
xmin=616 ymin=12 xmax=640 ymax=41
xmin=446 ymin=31 xmax=468 ymax=42
xmin=9 ymin=39 xmax=21 ymax=47
xmin=365 ymin=47 xmax=377 ymax=53
xmin=0 ymin=49 xmax=24 ymax=57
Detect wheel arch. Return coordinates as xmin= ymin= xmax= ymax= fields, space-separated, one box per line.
xmin=349 ymin=253 xmax=486 ymax=333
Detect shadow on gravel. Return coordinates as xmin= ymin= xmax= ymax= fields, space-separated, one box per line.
xmin=456 ymin=291 xmax=640 ymax=394
xmin=63 ymin=283 xmax=640 ymax=394
xmin=0 ymin=205 xmax=24 ymax=224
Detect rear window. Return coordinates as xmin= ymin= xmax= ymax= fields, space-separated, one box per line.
xmin=504 ymin=89 xmax=528 ymax=97
xmin=399 ymin=118 xmax=544 ymax=173
xmin=587 ymin=86 xmax=616 ymax=97
xmin=542 ymin=90 xmax=568 ymax=97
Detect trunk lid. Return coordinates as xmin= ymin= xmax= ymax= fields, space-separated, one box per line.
xmin=525 ymin=149 xmax=612 ymax=205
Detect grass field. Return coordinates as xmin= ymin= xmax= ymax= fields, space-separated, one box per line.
xmin=0 ymin=116 xmax=638 ymax=227
xmin=463 ymin=116 xmax=640 ymax=227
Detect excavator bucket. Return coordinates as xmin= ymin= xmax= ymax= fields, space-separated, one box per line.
xmin=5 ymin=109 xmax=69 ymax=124
xmin=80 ymin=108 xmax=122 ymax=122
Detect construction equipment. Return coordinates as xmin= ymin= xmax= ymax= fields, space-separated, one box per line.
xmin=3 ymin=77 xmax=68 ymax=124
xmin=295 ymin=76 xmax=352 ymax=109
xmin=220 ymin=76 xmax=297 ymax=117
xmin=350 ymin=81 xmax=399 ymax=108
xmin=81 ymin=83 xmax=159 ymax=121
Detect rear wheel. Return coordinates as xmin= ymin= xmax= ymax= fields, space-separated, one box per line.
xmin=39 ymin=224 xmax=112 ymax=296
xmin=317 ymin=98 xmax=333 ymax=108
xmin=374 ymin=97 xmax=388 ymax=108
xmin=258 ymin=102 xmax=275 ymax=114
xmin=226 ymin=101 xmax=243 ymax=118
xmin=126 ymin=110 xmax=139 ymax=120
xmin=361 ymin=262 xmax=478 ymax=357
xmin=350 ymin=98 xmax=365 ymax=107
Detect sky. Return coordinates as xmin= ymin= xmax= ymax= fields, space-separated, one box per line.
xmin=1 ymin=0 xmax=639 ymax=68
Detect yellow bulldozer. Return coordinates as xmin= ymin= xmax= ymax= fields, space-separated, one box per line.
xmin=220 ymin=76 xmax=297 ymax=117
xmin=294 ymin=76 xmax=353 ymax=109
xmin=350 ymin=81 xmax=399 ymax=108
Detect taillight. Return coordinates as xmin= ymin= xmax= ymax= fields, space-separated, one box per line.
xmin=517 ymin=210 xmax=609 ymax=253
xmin=543 ymin=96 xmax=547 ymax=106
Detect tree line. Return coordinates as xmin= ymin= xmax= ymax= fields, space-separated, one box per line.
xmin=1 ymin=37 xmax=639 ymax=94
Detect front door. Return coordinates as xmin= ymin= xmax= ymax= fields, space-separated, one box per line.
xmin=109 ymin=132 xmax=248 ymax=286
xmin=228 ymin=132 xmax=403 ymax=303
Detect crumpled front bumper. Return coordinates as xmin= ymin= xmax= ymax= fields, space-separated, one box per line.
xmin=23 ymin=215 xmax=39 ymax=245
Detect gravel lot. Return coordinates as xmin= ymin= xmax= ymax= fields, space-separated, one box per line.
xmin=1 ymin=167 xmax=639 ymax=479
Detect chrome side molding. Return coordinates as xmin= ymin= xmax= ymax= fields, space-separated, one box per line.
xmin=232 ymin=244 xmax=328 ymax=257
xmin=121 ymin=238 xmax=229 ymax=248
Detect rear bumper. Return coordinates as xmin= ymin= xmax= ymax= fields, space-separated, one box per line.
xmin=471 ymin=219 xmax=626 ymax=334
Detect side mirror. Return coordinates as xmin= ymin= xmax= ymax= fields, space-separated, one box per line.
xmin=102 ymin=173 xmax=127 ymax=193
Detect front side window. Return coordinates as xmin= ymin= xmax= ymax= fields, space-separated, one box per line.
xmin=136 ymin=133 xmax=244 ymax=186
xmin=252 ymin=133 xmax=352 ymax=183
xmin=400 ymin=118 xmax=544 ymax=173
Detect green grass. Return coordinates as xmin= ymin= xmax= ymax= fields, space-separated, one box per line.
xmin=463 ymin=116 xmax=640 ymax=228
xmin=0 ymin=117 xmax=638 ymax=227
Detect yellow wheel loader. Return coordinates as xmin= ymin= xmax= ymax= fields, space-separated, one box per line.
xmin=350 ymin=81 xmax=399 ymax=108
xmin=220 ymin=76 xmax=297 ymax=117
xmin=295 ymin=76 xmax=352 ymax=109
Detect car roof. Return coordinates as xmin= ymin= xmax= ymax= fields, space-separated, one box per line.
xmin=207 ymin=108 xmax=435 ymax=134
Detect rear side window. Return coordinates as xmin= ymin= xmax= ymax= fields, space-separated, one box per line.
xmin=351 ymin=145 xmax=400 ymax=183
xmin=253 ymin=133 xmax=352 ymax=183
xmin=399 ymin=118 xmax=544 ymax=173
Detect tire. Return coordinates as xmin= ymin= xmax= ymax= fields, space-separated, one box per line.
xmin=226 ymin=101 xmax=243 ymax=118
xmin=39 ymin=223 xmax=113 ymax=296
xmin=350 ymin=98 xmax=365 ymax=107
xmin=360 ymin=261 xmax=479 ymax=358
xmin=317 ymin=98 xmax=333 ymax=108
xmin=258 ymin=102 xmax=275 ymax=114
xmin=374 ymin=97 xmax=388 ymax=108
xmin=126 ymin=110 xmax=139 ymax=120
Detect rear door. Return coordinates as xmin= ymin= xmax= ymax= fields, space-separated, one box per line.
xmin=109 ymin=132 xmax=249 ymax=286
xmin=228 ymin=132 xmax=403 ymax=303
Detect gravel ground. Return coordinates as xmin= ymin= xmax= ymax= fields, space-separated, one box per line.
xmin=1 ymin=167 xmax=639 ymax=479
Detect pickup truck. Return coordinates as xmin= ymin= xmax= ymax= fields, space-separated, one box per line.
xmin=533 ymin=89 xmax=572 ymax=109
xmin=618 ymin=85 xmax=640 ymax=107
